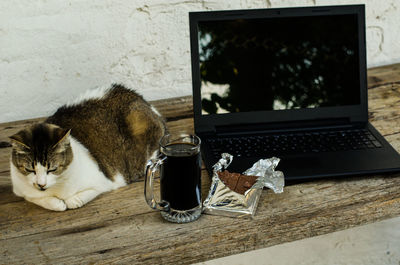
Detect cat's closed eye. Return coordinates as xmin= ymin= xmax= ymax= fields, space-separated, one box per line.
xmin=47 ymin=168 xmax=58 ymax=174
xmin=24 ymin=167 xmax=35 ymax=174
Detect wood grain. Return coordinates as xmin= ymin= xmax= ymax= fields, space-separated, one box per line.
xmin=1 ymin=64 xmax=400 ymax=264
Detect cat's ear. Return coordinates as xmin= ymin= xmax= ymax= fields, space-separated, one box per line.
xmin=9 ymin=131 xmax=31 ymax=151
xmin=52 ymin=128 xmax=71 ymax=152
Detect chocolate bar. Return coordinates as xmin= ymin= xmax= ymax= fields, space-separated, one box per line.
xmin=217 ymin=170 xmax=258 ymax=195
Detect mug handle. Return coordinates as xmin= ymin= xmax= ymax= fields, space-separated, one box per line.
xmin=144 ymin=155 xmax=170 ymax=212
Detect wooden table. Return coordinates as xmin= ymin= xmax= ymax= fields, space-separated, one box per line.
xmin=1 ymin=64 xmax=400 ymax=264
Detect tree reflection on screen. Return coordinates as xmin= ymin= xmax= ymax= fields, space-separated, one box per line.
xmin=198 ymin=15 xmax=360 ymax=115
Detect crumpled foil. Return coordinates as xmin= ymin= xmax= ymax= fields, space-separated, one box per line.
xmin=203 ymin=153 xmax=284 ymax=218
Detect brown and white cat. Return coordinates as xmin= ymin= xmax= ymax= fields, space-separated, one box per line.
xmin=9 ymin=84 xmax=166 ymax=211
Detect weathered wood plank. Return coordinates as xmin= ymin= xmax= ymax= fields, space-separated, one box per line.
xmin=151 ymin=95 xmax=193 ymax=120
xmin=368 ymin=83 xmax=400 ymax=137
xmin=0 ymin=170 xmax=211 ymax=241
xmin=1 ymin=63 xmax=400 ymax=264
xmin=1 ymin=174 xmax=399 ymax=264
xmin=368 ymin=63 xmax=400 ymax=88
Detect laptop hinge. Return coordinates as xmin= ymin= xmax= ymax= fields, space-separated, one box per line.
xmin=195 ymin=124 xmax=216 ymax=135
xmin=214 ymin=118 xmax=360 ymax=136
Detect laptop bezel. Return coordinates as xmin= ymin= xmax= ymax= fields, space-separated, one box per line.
xmin=189 ymin=5 xmax=368 ymax=134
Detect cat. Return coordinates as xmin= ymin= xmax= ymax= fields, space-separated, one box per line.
xmin=9 ymin=84 xmax=166 ymax=211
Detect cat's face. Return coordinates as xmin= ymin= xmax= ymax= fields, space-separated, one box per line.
xmin=10 ymin=123 xmax=73 ymax=191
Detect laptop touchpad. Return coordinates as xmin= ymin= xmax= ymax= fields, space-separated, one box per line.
xmin=277 ymin=155 xmax=323 ymax=176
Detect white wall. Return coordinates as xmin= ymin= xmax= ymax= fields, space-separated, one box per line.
xmin=1 ymin=0 xmax=399 ymax=123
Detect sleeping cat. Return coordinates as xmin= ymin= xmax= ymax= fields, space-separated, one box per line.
xmin=9 ymin=84 xmax=166 ymax=211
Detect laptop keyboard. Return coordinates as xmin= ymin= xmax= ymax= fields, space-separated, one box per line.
xmin=207 ymin=128 xmax=382 ymax=158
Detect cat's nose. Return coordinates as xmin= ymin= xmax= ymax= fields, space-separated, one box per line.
xmin=37 ymin=184 xmax=46 ymax=190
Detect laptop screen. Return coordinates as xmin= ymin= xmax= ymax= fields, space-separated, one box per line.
xmin=190 ymin=6 xmax=367 ymax=132
xmin=198 ymin=14 xmax=360 ymax=115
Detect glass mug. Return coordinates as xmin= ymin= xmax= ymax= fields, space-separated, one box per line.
xmin=145 ymin=133 xmax=202 ymax=223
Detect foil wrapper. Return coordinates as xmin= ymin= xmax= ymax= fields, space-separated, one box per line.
xmin=203 ymin=153 xmax=284 ymax=218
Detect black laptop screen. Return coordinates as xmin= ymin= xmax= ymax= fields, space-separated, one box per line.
xmin=198 ymin=14 xmax=361 ymax=115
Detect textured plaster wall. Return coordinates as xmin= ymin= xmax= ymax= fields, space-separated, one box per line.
xmin=1 ymin=0 xmax=399 ymax=123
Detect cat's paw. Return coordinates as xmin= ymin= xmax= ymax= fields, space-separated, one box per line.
xmin=36 ymin=197 xmax=67 ymax=211
xmin=65 ymin=195 xmax=85 ymax=209
xmin=50 ymin=198 xmax=67 ymax=211
xmin=65 ymin=189 xmax=100 ymax=209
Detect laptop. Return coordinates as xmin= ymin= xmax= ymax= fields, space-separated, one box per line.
xmin=189 ymin=5 xmax=400 ymax=182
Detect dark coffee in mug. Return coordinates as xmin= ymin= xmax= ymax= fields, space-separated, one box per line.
xmin=160 ymin=143 xmax=201 ymax=210
xmin=145 ymin=133 xmax=202 ymax=223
